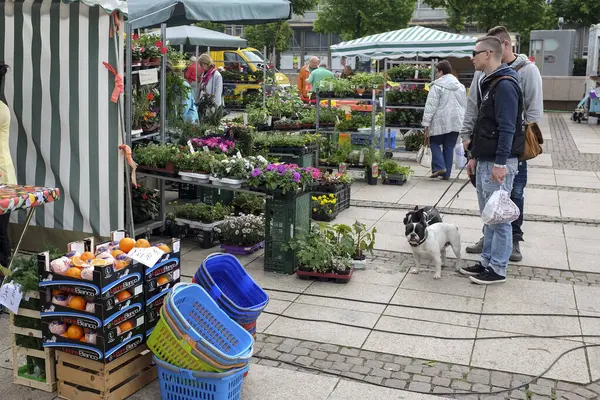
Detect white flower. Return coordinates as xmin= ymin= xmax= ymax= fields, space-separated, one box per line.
xmin=235 ymin=230 xmax=239 ymax=235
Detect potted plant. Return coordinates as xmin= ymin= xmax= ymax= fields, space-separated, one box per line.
xmin=216 ymin=214 xmax=265 ymax=255
xmin=133 ymin=143 xmax=180 ymax=175
xmin=173 ymin=202 xmax=232 ymax=229
xmin=211 ymin=154 xmax=268 ymax=188
xmin=141 ymin=110 xmax=159 ymax=132
xmin=191 ymin=136 xmax=236 ymax=154
xmin=312 ymin=193 xmax=338 ymax=221
xmin=232 ymin=193 xmax=265 ymax=216
xmin=404 ymin=132 xmax=425 ymax=151
xmin=362 ymin=146 xmax=381 ymax=185
xmin=248 ymin=163 xmax=320 ymax=195
xmin=331 ymin=221 xmax=377 ymax=270
xmin=176 ymin=151 xmax=217 ymax=181
xmin=131 ymin=184 xmax=160 ymax=223
xmin=379 ymin=160 xmax=413 ymax=185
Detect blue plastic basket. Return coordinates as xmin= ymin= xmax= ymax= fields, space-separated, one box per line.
xmin=166 ymin=283 xmax=254 ymax=364
xmin=155 ymin=355 xmax=248 ymax=400
xmin=194 ymin=253 xmax=269 ymax=323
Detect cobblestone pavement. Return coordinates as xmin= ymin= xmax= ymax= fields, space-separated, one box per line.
xmin=252 ymin=334 xmax=600 ymax=400
xmin=546 ymin=114 xmax=600 ymax=172
xmin=368 ymin=249 xmax=600 ymax=287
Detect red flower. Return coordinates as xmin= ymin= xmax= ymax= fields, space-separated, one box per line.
xmin=155 ymin=40 xmax=163 ymax=47
xmin=146 ymin=93 xmax=154 ymax=101
xmin=140 ymin=47 xmax=145 ymax=53
xmin=133 ymin=34 xmax=139 ymax=41
xmin=160 ymin=47 xmax=168 ymax=55
xmin=142 ymin=194 xmax=148 ymax=200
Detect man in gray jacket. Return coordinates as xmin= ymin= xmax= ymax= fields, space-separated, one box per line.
xmin=461 ymin=26 xmax=543 ymax=262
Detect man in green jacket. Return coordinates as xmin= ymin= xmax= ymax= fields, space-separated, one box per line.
xmin=306 ymin=62 xmax=334 ymax=92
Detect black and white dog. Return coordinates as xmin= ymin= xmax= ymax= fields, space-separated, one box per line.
xmin=403 ymin=206 xmax=443 ymax=227
xmin=404 ymin=214 xmax=462 ymax=279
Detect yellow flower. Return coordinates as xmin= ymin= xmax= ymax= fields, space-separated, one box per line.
xmin=329 ymin=210 xmax=333 ymax=214
xmin=320 ymin=201 xmax=325 ymax=206
xmin=313 ymin=208 xmax=317 ymax=212
xmin=332 ymin=199 xmax=337 ymax=204
xmin=329 ymin=194 xmax=334 ymax=198
xmin=311 ymin=196 xmax=317 ymax=201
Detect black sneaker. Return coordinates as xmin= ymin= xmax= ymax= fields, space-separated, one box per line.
xmin=466 ymin=237 xmax=484 ymax=254
xmin=459 ymin=262 xmax=486 ymax=276
xmin=469 ymin=269 xmax=507 ymax=285
xmin=509 ymin=241 xmax=522 ymax=262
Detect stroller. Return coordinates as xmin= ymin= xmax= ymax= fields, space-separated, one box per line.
xmin=572 ymin=94 xmax=589 ymax=123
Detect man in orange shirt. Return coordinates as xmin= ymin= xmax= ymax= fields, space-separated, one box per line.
xmin=298 ymin=56 xmax=319 ymax=102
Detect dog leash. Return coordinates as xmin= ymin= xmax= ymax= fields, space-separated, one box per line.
xmin=432 ymin=164 xmax=469 ymax=209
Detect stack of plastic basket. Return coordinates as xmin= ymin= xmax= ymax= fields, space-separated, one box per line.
xmin=193 ymin=253 xmax=269 ymax=338
xmin=148 ymin=282 xmax=254 ymax=400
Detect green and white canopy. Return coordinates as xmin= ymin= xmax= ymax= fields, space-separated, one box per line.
xmin=331 ymin=26 xmax=476 ymax=59
xmin=165 ymin=25 xmax=247 ymax=48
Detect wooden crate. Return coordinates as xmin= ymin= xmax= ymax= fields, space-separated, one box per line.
xmin=9 ymin=291 xmax=57 ymax=392
xmin=56 ymin=345 xmax=157 ymax=400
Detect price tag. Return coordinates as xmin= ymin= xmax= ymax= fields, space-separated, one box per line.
xmin=0 ymin=281 xmax=23 ymax=314
xmin=243 ymin=113 xmax=248 ymax=125
xmin=138 ymin=69 xmax=158 ymax=85
xmin=187 ymin=140 xmax=196 ymax=154
xmin=173 ymin=240 xmax=180 ymax=253
xmin=127 ymin=247 xmax=165 ymax=268
xmin=202 ymin=146 xmax=210 ymax=153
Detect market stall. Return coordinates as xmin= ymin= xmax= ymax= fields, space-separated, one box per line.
xmin=1 ymin=0 xmax=126 ymax=248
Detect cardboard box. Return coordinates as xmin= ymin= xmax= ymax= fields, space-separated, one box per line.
xmin=144 ymin=288 xmax=171 ymax=337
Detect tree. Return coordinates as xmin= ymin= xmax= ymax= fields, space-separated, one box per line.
xmin=424 ymin=0 xmax=474 ymax=32
xmin=550 ymin=0 xmax=600 ymax=27
xmin=244 ymin=22 xmax=294 ymax=55
xmin=314 ymin=0 xmax=415 ymax=41
xmin=195 ymin=22 xmax=226 ymax=33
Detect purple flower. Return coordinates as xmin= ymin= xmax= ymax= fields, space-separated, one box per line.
xmin=251 ymin=168 xmax=262 ymax=177
xmin=266 ymin=164 xmax=275 ymax=171
xmin=276 ymin=165 xmax=286 ymax=174
xmin=293 ymin=171 xmax=301 ymax=183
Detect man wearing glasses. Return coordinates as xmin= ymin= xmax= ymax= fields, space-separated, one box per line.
xmin=461 ymin=26 xmax=543 ymax=263
xmin=458 ymin=36 xmax=525 ymax=285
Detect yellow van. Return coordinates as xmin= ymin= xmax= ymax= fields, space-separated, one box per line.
xmin=210 ymin=47 xmax=290 ymax=98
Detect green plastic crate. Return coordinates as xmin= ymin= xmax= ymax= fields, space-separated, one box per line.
xmin=270 ymin=152 xmax=315 ymax=168
xmin=264 ymin=191 xmax=311 ymax=274
xmin=199 ymin=187 xmax=234 ymax=206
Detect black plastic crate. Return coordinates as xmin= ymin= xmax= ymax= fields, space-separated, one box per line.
xmin=271 ymin=152 xmax=315 ymax=167
xmin=312 ymin=184 xmax=351 ymax=213
xmin=199 ymin=187 xmax=234 ymax=206
xmin=178 ymin=183 xmax=202 ymax=199
xmin=264 ymin=191 xmax=311 ymax=274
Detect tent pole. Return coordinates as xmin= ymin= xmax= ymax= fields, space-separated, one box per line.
xmin=380 ymin=59 xmax=387 ymax=154
xmin=123 ymin=22 xmax=135 ymax=237
xmin=158 ymin=23 xmax=167 ymax=233
xmin=263 ymin=45 xmax=267 ymax=108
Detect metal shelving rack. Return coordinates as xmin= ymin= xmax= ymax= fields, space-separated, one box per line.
xmin=378 ymin=60 xmax=435 ymax=153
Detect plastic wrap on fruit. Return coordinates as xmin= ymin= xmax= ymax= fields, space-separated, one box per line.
xmin=85 ymin=302 xmax=96 ymax=313
xmin=81 ymin=266 xmax=94 ymax=281
xmin=49 ymin=321 xmax=67 ymax=335
xmin=52 ymin=295 xmax=68 ymax=307
xmin=85 ymin=331 xmax=97 ymax=344
xmin=96 ymin=251 xmax=115 ymax=265
xmin=51 ymin=257 xmax=71 ymax=275
xmin=66 ymin=295 xmax=75 ymax=305
xmin=65 ymin=251 xmax=79 ymax=258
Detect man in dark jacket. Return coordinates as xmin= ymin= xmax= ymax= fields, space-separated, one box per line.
xmin=459 ymin=36 xmax=524 ymax=285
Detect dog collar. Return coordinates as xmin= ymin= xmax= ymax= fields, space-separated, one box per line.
xmin=409 ymin=230 xmax=428 ymax=247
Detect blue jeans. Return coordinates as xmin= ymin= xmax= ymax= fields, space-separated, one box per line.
xmin=476 ymin=159 xmax=519 ymax=277
xmin=511 ymin=161 xmax=527 ymax=242
xmin=429 ymin=132 xmax=459 ymax=178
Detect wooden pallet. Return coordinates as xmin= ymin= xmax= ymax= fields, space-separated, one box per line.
xmin=56 ymin=345 xmax=157 ymax=400
xmin=9 ymin=291 xmax=57 ymax=392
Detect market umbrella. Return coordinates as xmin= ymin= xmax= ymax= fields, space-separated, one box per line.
xmin=127 ymin=0 xmax=292 ymax=29
xmin=331 ymin=26 xmax=477 ymax=59
xmin=165 ymin=25 xmax=247 ymax=48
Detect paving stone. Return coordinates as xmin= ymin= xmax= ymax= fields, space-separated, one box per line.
xmin=256 ymin=333 xmax=266 ymax=341
xmin=370 ymin=368 xmax=392 ymax=378
xmin=359 ymin=350 xmax=378 ymax=360
xmin=558 ymin=382 xmax=583 ymax=392
xmin=346 ymin=357 xmax=364 ymax=366
xmin=326 ymin=354 xmax=345 ymax=363
xmin=340 ymin=347 xmax=360 ymax=357
xmin=404 ymin=365 xmax=423 ymax=374
xmin=408 ymin=381 xmax=432 ymax=393
xmin=278 ymin=353 xmax=297 ymax=363
xmin=259 ymin=359 xmax=280 ymax=367
xmin=394 ymin=356 xmax=412 ymax=365
xmin=433 ymin=386 xmax=454 ymax=394
xmin=282 ymin=338 xmax=302 ymax=347
xmin=472 ymin=383 xmax=492 ymax=393
xmin=265 ymin=336 xmax=284 ymax=344
xmin=442 ymin=370 xmax=465 ymax=380
xmin=383 ymin=362 xmax=402 ymax=371
xmin=531 ymin=395 xmax=552 ymax=400
xmin=318 ymin=343 xmax=340 ymax=353
xmin=364 ymin=376 xmax=384 ymax=385
xmin=295 ymin=356 xmax=314 ymax=366
xmin=451 ymin=380 xmax=472 ymax=391
xmin=510 ymin=389 xmax=528 ymax=399
xmin=341 ymin=371 xmax=366 ymax=380
xmin=258 ymin=349 xmax=282 ymax=360
xmin=467 ymin=372 xmax=491 ymax=385
xmin=364 ymin=360 xmax=384 ymax=369
xmin=351 ymin=366 xmax=371 ymax=375
xmin=451 ymin=364 xmax=470 ymax=373
xmin=313 ymin=360 xmax=333 ymax=369
xmin=310 ymin=350 xmax=328 ymax=360
xmin=276 ymin=344 xmax=294 ymax=353
xmin=422 ymin=367 xmax=442 ymax=377
xmin=573 ymin=387 xmax=599 ymax=398
xmin=299 ymin=341 xmax=320 ymax=350
xmin=585 ymin=383 xmax=600 ymax=394
xmin=529 ymin=384 xmax=553 ymax=396
xmin=432 ymin=377 xmax=451 ymax=387
xmin=376 ymin=354 xmax=395 ymax=363
xmin=291 ymin=347 xmax=311 ymax=356
xmin=413 ymin=375 xmax=431 ymax=383
xmin=560 ymin=393 xmax=586 ymax=400
xmin=392 ymin=371 xmax=411 ymax=380
xmin=263 ymin=343 xmax=279 ymax=351
xmin=279 ymin=364 xmax=298 ymax=371
xmin=332 ymin=362 xmax=352 ymax=372
xmin=384 ymin=379 xmax=407 ymax=389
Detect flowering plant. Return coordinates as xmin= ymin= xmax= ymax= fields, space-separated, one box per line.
xmin=215 ymin=214 xmax=265 ymax=246
xmin=318 ymin=172 xmax=353 ymax=186
xmin=132 ymin=184 xmax=160 ymax=223
xmin=142 ymin=111 xmax=158 ymax=129
xmin=191 ymin=136 xmax=236 ymax=154
xmin=211 ymin=153 xmax=268 ymax=180
xmin=312 ymin=193 xmax=336 ymax=217
xmin=173 ymin=202 xmax=232 ymax=223
xmin=174 ymin=151 xmax=220 ymax=173
xmin=248 ymin=164 xmax=321 ymax=194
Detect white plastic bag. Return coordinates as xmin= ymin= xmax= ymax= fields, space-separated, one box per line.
xmin=416 ymin=145 xmax=432 ymax=169
xmin=454 ymin=142 xmax=467 ymax=169
xmin=482 ymin=190 xmax=520 ymax=224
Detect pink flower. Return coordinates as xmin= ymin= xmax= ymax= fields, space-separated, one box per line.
xmin=160 ymin=46 xmax=168 ymax=55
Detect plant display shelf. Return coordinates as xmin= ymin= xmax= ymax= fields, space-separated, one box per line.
xmin=56 ymin=345 xmax=157 ymax=400
xmin=9 ymin=291 xmax=57 ymax=393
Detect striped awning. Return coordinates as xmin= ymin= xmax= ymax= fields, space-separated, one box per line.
xmin=63 ymin=0 xmax=128 ymax=14
xmin=330 ymin=26 xmax=477 ymax=59
xmin=1 ymin=0 xmax=124 ymax=237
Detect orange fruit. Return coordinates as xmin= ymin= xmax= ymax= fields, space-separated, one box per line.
xmin=66 ymin=267 xmax=82 ymax=279
xmin=157 ymin=276 xmax=169 ymax=286
xmin=157 ymin=244 xmax=170 ymax=253
xmin=90 ymin=259 xmax=108 ymax=267
xmin=111 ymin=249 xmax=124 ymax=258
xmin=68 ymin=296 xmax=87 ymax=311
xmin=66 ymin=325 xmax=84 ymax=340
xmin=115 ymin=291 xmax=131 ymax=302
xmin=80 ymin=336 xmax=87 ymax=343
xmin=71 ymin=256 xmax=85 ymax=268
xmin=80 ymin=252 xmax=95 ymax=262
xmin=52 ymin=289 xmax=64 ymax=296
xmin=115 ymin=260 xmax=129 ymax=270
xmin=135 ymin=239 xmax=150 ymax=248
xmin=119 ymin=237 xmax=135 ymax=253
xmin=119 ymin=321 xmax=133 ymax=333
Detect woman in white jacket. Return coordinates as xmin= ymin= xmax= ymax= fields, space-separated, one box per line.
xmin=421 ymin=60 xmax=466 ymax=180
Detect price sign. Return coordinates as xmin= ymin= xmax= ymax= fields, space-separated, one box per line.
xmin=138 ymin=69 xmax=158 ymax=86
xmin=187 ymin=140 xmax=196 ymax=154
xmin=128 ymin=247 xmax=165 ymax=268
xmin=202 ymin=146 xmax=210 ymax=153
xmin=0 ymin=281 xmax=23 ymax=314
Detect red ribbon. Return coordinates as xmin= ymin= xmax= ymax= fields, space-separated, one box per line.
xmin=103 ymin=62 xmax=123 ymax=103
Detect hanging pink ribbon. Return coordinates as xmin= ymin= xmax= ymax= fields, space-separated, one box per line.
xmin=103 ymin=62 xmax=123 ymax=103
xmin=118 ymin=145 xmax=138 ymax=186
xmin=109 ymin=11 xmax=121 ymax=38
